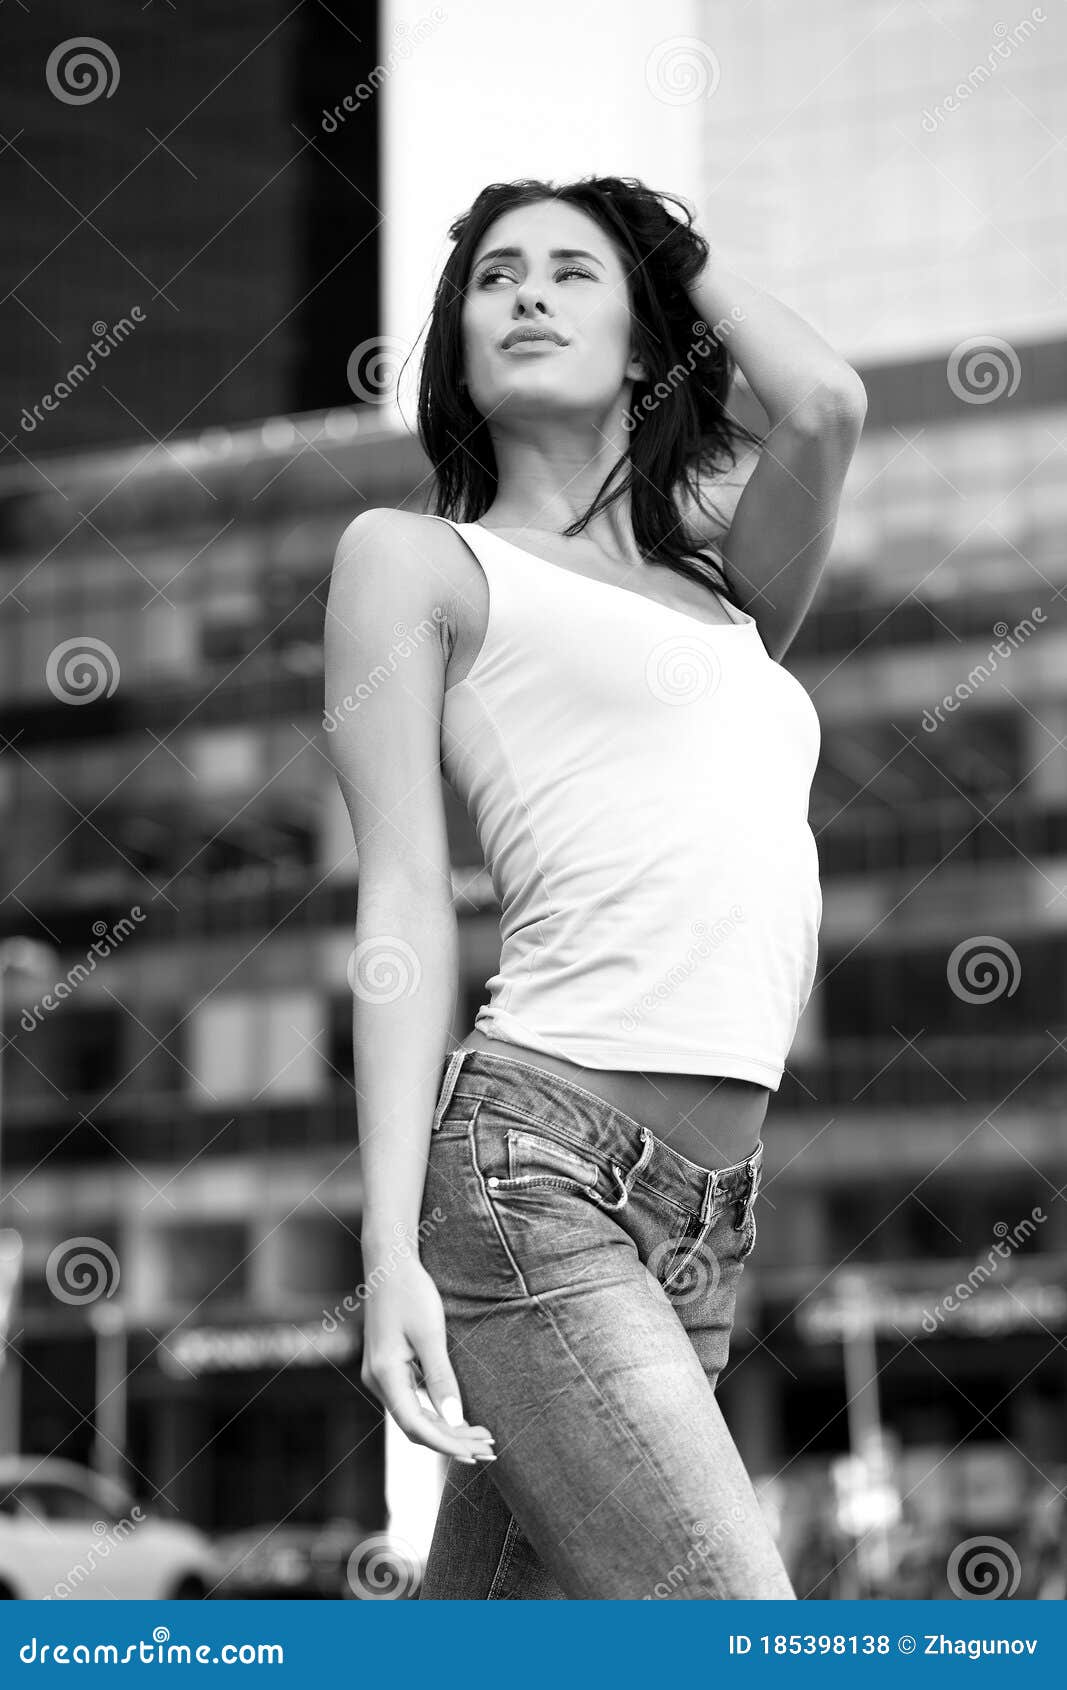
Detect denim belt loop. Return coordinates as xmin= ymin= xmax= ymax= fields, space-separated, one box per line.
xmin=733 ymin=1141 xmax=763 ymax=1229
xmin=430 ymin=1046 xmax=468 ymax=1133
xmin=606 ymin=1124 xmax=655 ymax=1210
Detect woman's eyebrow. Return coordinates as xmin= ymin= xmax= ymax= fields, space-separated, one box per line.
xmin=472 ymin=246 xmax=607 ymax=270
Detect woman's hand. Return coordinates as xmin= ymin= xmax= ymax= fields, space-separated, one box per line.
xmin=361 ymin=1256 xmax=497 ymax=1463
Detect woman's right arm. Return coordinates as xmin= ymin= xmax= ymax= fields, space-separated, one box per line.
xmin=323 ymin=507 xmax=495 ymax=1465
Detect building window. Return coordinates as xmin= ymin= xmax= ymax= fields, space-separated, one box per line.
xmin=187 ymin=990 xmax=327 ymax=1105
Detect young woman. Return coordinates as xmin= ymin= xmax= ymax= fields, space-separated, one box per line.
xmin=324 ymin=176 xmax=866 ymax=1600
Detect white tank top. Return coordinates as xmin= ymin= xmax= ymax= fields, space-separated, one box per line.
xmin=434 ymin=517 xmax=822 ymax=1089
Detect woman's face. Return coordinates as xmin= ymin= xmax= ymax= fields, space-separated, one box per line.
xmin=460 ymin=199 xmax=645 ymax=425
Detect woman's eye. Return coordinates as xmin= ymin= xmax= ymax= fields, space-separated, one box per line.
xmin=474 ymin=264 xmax=594 ymax=287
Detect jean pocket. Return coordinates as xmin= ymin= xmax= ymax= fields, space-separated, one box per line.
xmin=495 ymin=1126 xmax=601 ymax=1193
xmin=473 ymin=1103 xmax=603 ymax=1197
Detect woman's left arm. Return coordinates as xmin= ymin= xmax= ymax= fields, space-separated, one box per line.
xmin=686 ymin=254 xmax=867 ymax=661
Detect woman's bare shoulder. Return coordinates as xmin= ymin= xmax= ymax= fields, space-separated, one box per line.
xmin=333 ymin=508 xmax=476 ymax=596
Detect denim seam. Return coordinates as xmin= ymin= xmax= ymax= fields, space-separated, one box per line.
xmin=469 ymin=1135 xmax=731 ymax=1599
xmin=486 ymin=1513 xmax=522 ymax=1601
xmin=466 ymin=1119 xmax=537 ymax=1301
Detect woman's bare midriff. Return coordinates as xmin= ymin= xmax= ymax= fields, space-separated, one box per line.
xmin=459 ymin=1027 xmax=769 ymax=1170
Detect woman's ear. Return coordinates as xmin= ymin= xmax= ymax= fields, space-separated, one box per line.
xmin=626 ymin=350 xmax=647 ymax=384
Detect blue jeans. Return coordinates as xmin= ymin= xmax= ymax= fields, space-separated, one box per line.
xmin=417 ymin=1047 xmax=796 ymax=1600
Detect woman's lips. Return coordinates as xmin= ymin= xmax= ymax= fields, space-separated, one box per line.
xmin=501 ymin=336 xmax=566 ymax=352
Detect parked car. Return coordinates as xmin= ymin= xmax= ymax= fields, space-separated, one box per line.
xmin=0 ymin=1456 xmax=221 ymax=1600
xmin=212 ymin=1519 xmax=419 ymax=1599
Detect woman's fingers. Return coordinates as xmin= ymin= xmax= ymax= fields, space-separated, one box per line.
xmin=377 ymin=1358 xmax=496 ymax=1458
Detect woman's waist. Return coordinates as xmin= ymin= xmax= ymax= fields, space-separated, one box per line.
xmin=460 ymin=1029 xmax=768 ymax=1169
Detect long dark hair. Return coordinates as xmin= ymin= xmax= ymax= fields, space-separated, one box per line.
xmin=415 ymin=175 xmax=764 ymax=603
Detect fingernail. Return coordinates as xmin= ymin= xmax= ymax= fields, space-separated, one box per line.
xmin=440 ymin=1396 xmax=464 ymax=1426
